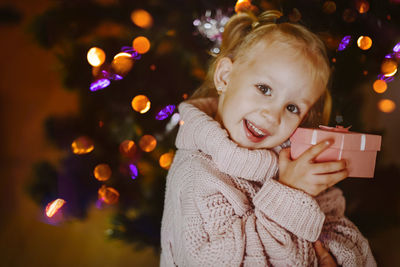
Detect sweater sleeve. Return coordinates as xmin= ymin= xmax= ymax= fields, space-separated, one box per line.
xmin=176 ymin=156 xmax=324 ymax=266
xmin=315 ymin=187 xmax=377 ymax=267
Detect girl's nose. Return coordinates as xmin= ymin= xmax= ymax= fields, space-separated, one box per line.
xmin=261 ymin=108 xmax=281 ymax=125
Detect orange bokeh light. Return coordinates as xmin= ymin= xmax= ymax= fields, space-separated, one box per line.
xmin=131 ymin=95 xmax=151 ymax=113
xmin=159 ymin=152 xmax=175 ymax=170
xmin=235 ymin=0 xmax=253 ymax=13
xmin=133 ymin=36 xmax=151 ymax=54
xmin=71 ymin=136 xmax=94 ymax=155
xmin=45 ymin=198 xmax=66 ymax=218
xmin=131 ymin=9 xmax=153 ymax=29
xmin=94 ymin=164 xmax=112 ymax=181
xmin=87 ymin=47 xmax=106 ymax=67
xmin=373 ymin=80 xmax=387 ymax=93
xmin=119 ymin=140 xmax=136 ymax=157
xmin=139 ymin=135 xmax=157 ymax=152
xmin=98 ymin=185 xmax=119 ymax=204
xmin=357 ymin=36 xmax=372 ymax=50
xmin=381 ymin=59 xmax=398 ymax=77
xmin=356 ymin=0 xmax=370 ymax=14
xmin=378 ymin=99 xmax=396 ymax=113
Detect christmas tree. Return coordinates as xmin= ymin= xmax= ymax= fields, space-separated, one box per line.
xmin=27 ymin=0 xmax=400 ymax=258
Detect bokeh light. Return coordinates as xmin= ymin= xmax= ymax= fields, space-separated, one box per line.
xmin=322 ymin=1 xmax=336 ymax=14
xmin=393 ymin=42 xmax=400 ymax=53
xmin=90 ymin=78 xmax=110 ymax=91
xmin=378 ymin=99 xmax=396 ymax=113
xmin=159 ymin=152 xmax=175 ymax=170
xmin=129 ymin=164 xmax=138 ymax=179
xmin=357 ymin=36 xmax=372 ymax=50
xmin=87 ymin=47 xmax=106 ymax=67
xmin=45 ymin=198 xmax=66 ymax=218
xmin=71 ymin=136 xmax=94 ymax=155
xmin=156 ymin=105 xmax=175 ymax=120
xmin=130 ymin=9 xmax=153 ymax=29
xmin=119 ymin=140 xmax=136 ymax=157
xmin=133 ymin=36 xmax=151 ymax=54
xmin=373 ymin=79 xmax=387 ymax=93
xmin=381 ymin=59 xmax=398 ymax=77
xmin=139 ymin=135 xmax=157 ymax=152
xmin=338 ymin=35 xmax=351 ymax=51
xmin=131 ymin=95 xmax=151 ymax=113
xmin=98 ymin=185 xmax=119 ymax=204
xmin=356 ymin=0 xmax=370 ymax=14
xmin=94 ymin=164 xmax=112 ymax=181
xmin=112 ymin=52 xmax=134 ymax=76
xmin=342 ymin=8 xmax=357 ymax=23
xmin=235 ymin=0 xmax=253 ymax=13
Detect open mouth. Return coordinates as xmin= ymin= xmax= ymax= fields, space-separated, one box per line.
xmin=243 ymin=119 xmax=270 ymax=143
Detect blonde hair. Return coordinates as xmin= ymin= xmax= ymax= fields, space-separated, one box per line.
xmin=191 ymin=10 xmax=332 ymax=127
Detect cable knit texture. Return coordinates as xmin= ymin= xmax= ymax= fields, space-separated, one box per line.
xmin=160 ymin=98 xmax=376 ymax=267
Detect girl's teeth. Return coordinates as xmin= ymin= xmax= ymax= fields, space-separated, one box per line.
xmin=247 ymin=121 xmax=265 ymax=136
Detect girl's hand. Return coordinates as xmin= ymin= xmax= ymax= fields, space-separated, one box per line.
xmin=278 ymin=140 xmax=348 ymax=197
xmin=314 ymin=240 xmax=338 ymax=267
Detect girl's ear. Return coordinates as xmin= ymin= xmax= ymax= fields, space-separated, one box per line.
xmin=214 ymin=57 xmax=233 ymax=93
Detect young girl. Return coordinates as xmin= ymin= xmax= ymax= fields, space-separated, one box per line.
xmin=161 ymin=10 xmax=376 ymax=266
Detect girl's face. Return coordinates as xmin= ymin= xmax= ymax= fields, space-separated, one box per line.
xmin=215 ymin=40 xmax=324 ymax=149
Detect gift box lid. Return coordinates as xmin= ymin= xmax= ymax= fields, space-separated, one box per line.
xmin=290 ymin=126 xmax=381 ymax=152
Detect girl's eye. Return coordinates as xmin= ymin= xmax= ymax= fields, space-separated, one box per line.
xmin=256 ymin=84 xmax=272 ymax=96
xmin=287 ymin=104 xmax=300 ymax=114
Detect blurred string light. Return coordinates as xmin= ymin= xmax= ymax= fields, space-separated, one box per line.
xmin=139 ymin=135 xmax=157 ymax=152
xmin=378 ymin=99 xmax=396 ymax=113
xmin=133 ymin=36 xmax=151 ymax=54
xmin=193 ymin=9 xmax=230 ymax=54
xmin=159 ymin=152 xmax=174 ymax=170
xmin=94 ymin=164 xmax=112 ymax=181
xmin=129 ymin=163 xmax=138 ymax=179
xmin=131 ymin=95 xmax=151 ymax=113
xmin=71 ymin=136 xmax=94 ymax=155
xmin=45 ymin=198 xmax=66 ymax=218
xmin=156 ymin=105 xmax=176 ymax=120
xmin=87 ymin=47 xmax=106 ymax=67
xmin=88 ymin=44 xmax=143 ymax=92
xmin=130 ymin=9 xmax=153 ymax=29
xmin=357 ymin=36 xmax=372 ymax=50
xmin=98 ymin=185 xmax=119 ymax=204
xmin=338 ymin=35 xmax=351 ymax=51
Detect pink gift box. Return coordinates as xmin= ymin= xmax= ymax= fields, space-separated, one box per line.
xmin=290 ymin=126 xmax=382 ymax=178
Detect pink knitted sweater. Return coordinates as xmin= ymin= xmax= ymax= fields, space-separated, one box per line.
xmin=160 ymin=98 xmax=376 ymax=267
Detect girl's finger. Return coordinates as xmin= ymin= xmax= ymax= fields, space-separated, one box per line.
xmin=326 ymin=169 xmax=349 ymax=187
xmin=300 ymin=140 xmax=333 ymax=162
xmin=311 ymin=160 xmax=346 ymax=175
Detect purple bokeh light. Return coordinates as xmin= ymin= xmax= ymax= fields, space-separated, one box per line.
xmin=156 ymin=105 xmax=176 ymax=120
xmin=377 ymin=74 xmax=394 ymax=83
xmin=338 ymin=36 xmax=351 ymax=51
xmin=101 ymin=70 xmax=123 ymax=81
xmin=121 ymin=46 xmax=141 ymax=60
xmin=393 ymin=42 xmax=400 ymax=53
xmin=90 ymin=78 xmax=110 ymax=91
xmin=129 ymin=164 xmax=138 ymax=180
